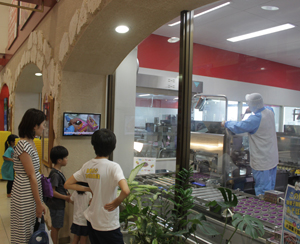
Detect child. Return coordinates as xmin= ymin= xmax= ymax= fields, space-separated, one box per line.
xmin=47 ymin=146 xmax=71 ymax=244
xmin=64 ymin=129 xmax=130 ymax=244
xmin=1 ymin=134 xmax=18 ymax=198
xmin=70 ymin=182 xmax=92 ymax=244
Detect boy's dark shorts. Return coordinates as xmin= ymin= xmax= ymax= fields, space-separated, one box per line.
xmin=71 ymin=223 xmax=89 ymax=236
xmin=49 ymin=209 xmax=65 ymax=228
xmin=87 ymin=221 xmax=123 ymax=244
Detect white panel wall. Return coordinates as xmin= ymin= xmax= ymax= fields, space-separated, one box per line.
xmin=14 ymin=93 xmax=40 ymax=135
xmin=139 ymin=68 xmax=300 ymax=108
xmin=114 ymin=48 xmax=138 ymax=177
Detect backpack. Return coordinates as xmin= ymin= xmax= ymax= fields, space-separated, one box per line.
xmin=41 ymin=174 xmax=53 ymax=200
xmin=28 ymin=216 xmax=49 ymax=244
xmin=44 ymin=169 xmax=69 ymax=207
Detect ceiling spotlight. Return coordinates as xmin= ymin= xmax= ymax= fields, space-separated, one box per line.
xmin=168 ymin=37 xmax=180 ymax=43
xmin=261 ymin=6 xmax=279 ymax=11
xmin=115 ymin=25 xmax=129 ymax=33
xmin=261 ymin=67 xmax=265 ymax=70
xmin=35 ymin=73 xmax=42 ymax=76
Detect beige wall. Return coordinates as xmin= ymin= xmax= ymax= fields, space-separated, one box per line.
xmin=13 ymin=92 xmax=41 ymax=134
xmin=59 ymin=70 xmax=106 ymax=178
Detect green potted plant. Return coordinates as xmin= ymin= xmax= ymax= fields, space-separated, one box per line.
xmin=207 ymin=187 xmax=265 ymax=243
xmin=131 ymin=168 xmax=219 ymax=244
xmin=120 ymin=162 xmax=158 ymax=243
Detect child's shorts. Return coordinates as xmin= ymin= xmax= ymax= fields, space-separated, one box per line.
xmin=49 ymin=209 xmax=65 ymax=228
xmin=71 ymin=223 xmax=89 ymax=236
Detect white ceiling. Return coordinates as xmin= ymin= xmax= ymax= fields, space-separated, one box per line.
xmin=153 ymin=0 xmax=300 ymax=68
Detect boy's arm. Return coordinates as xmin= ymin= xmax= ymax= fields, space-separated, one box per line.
xmin=64 ymin=175 xmax=91 ymax=193
xmin=104 ymin=179 xmax=130 ymax=212
xmin=52 ymin=186 xmax=71 ymax=202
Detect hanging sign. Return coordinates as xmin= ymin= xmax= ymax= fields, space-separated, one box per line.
xmin=133 ymin=157 xmax=156 ymax=175
xmin=7 ymin=0 xmax=18 ymax=49
xmin=281 ymin=184 xmax=300 ymax=243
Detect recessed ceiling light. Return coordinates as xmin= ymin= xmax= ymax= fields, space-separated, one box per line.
xmin=35 ymin=72 xmax=42 ymax=76
xmin=261 ymin=6 xmax=279 ymax=11
xmin=115 ymin=25 xmax=129 ymax=34
xmin=261 ymin=67 xmax=265 ymax=70
xmin=168 ymin=37 xmax=180 ymax=43
xmin=227 ymin=23 xmax=295 ymax=42
xmin=168 ymin=2 xmax=231 ymax=27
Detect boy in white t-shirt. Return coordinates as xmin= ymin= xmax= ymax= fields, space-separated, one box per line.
xmin=64 ymin=129 xmax=130 ymax=244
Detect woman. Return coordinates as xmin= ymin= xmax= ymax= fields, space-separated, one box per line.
xmin=10 ymin=108 xmax=46 ymax=243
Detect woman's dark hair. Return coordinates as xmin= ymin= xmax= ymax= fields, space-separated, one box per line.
xmin=76 ymin=182 xmax=89 ymax=195
xmin=91 ymin=129 xmax=116 ymax=157
xmin=5 ymin=134 xmax=19 ymax=151
xmin=18 ymin=108 xmax=46 ymax=139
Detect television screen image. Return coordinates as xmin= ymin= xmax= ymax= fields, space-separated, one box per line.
xmin=63 ymin=113 xmax=101 ymax=136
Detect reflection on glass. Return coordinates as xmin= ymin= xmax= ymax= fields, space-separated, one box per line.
xmin=134 ymin=92 xmax=178 ymax=174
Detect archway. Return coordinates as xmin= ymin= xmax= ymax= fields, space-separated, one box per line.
xmin=14 ymin=63 xmax=43 ymax=135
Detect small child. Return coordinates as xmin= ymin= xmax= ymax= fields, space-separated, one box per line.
xmin=70 ymin=182 xmax=92 ymax=244
xmin=64 ymin=129 xmax=130 ymax=244
xmin=47 ymin=146 xmax=71 ymax=244
xmin=1 ymin=134 xmax=18 ymax=198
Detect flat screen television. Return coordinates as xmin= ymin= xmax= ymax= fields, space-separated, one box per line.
xmin=63 ymin=112 xmax=101 ymax=136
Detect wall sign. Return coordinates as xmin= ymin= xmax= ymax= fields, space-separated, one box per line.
xmin=281 ymin=184 xmax=300 ymax=243
xmin=19 ymin=2 xmax=37 ymax=30
xmin=133 ymin=157 xmax=156 ymax=175
xmin=7 ymin=0 xmax=18 ymax=49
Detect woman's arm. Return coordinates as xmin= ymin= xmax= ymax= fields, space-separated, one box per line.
xmin=3 ymin=156 xmax=14 ymax=162
xmin=19 ymin=152 xmax=45 ymax=218
xmin=64 ymin=175 xmax=91 ymax=193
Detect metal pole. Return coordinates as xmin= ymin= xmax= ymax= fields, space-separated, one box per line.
xmin=174 ymin=10 xmax=194 ymax=231
xmin=107 ymin=74 xmax=115 ymax=161
xmin=176 ymin=10 xmax=194 ymax=173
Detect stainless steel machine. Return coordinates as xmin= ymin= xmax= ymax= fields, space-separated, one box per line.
xmin=190 ymin=94 xmax=290 ymax=194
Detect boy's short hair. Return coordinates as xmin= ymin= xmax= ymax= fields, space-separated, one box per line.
xmin=91 ymin=129 xmax=116 ymax=157
xmin=50 ymin=146 xmax=69 ymax=164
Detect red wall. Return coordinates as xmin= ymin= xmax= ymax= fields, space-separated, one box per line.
xmin=138 ymin=34 xmax=300 ymax=91
xmin=0 ymin=85 xmax=9 ymax=131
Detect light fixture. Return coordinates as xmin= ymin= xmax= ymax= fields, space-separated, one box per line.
xmin=227 ymin=23 xmax=295 ymax=42
xmin=261 ymin=6 xmax=279 ymax=11
xmin=115 ymin=25 xmax=129 ymax=34
xmin=35 ymin=72 xmax=42 ymax=76
xmin=261 ymin=67 xmax=265 ymax=70
xmin=173 ymin=97 xmax=179 ymax=100
xmin=134 ymin=142 xmax=143 ymax=152
xmin=168 ymin=37 xmax=180 ymax=43
xmin=168 ymin=2 xmax=230 ymax=27
xmin=138 ymin=94 xmax=151 ymax=97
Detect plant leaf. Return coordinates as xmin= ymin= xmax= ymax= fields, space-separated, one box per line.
xmin=128 ymin=163 xmax=145 ymax=184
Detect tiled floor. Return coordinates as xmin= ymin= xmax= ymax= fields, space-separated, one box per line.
xmin=0 ymin=180 xmax=11 ymax=244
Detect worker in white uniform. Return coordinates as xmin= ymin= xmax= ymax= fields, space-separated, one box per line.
xmin=222 ymin=93 xmax=279 ymax=196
